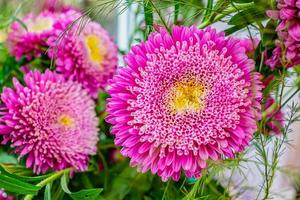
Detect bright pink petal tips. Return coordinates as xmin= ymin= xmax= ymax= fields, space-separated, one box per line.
xmin=0 ymin=70 xmax=99 ymax=174
xmin=107 ymin=26 xmax=262 ymax=181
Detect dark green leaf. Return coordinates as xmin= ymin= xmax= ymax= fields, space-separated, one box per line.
xmin=0 ymin=174 xmax=40 ymax=195
xmin=44 ymin=183 xmax=52 ymax=200
xmin=224 ymin=24 xmax=247 ymax=35
xmin=70 ymin=188 xmax=103 ymax=200
xmin=262 ymin=20 xmax=277 ymax=48
xmin=228 ymin=7 xmax=267 ymax=26
xmin=174 ymin=0 xmax=180 ymax=23
xmin=0 ymin=164 xmax=53 ymax=182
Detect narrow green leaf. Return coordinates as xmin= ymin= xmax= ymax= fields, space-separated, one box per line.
xmin=228 ymin=7 xmax=266 ymax=26
xmin=44 ymin=183 xmax=52 ymax=200
xmin=143 ymin=0 xmax=153 ymax=39
xmin=174 ymin=0 xmax=180 ymax=23
xmin=60 ymin=173 xmax=71 ymax=194
xmin=202 ymin=0 xmax=213 ymax=22
xmin=262 ymin=20 xmax=277 ymax=48
xmin=70 ymin=188 xmax=103 ymax=200
xmin=224 ymin=24 xmax=247 ymax=35
xmin=0 ymin=164 xmax=53 ymax=182
xmin=0 ymin=174 xmax=40 ymax=195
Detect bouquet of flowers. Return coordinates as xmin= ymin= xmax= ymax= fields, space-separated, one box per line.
xmin=0 ymin=0 xmax=299 ymax=199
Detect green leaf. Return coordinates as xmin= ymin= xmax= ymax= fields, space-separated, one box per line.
xmin=44 ymin=183 xmax=52 ymax=200
xmin=60 ymin=173 xmax=102 ymax=200
xmin=224 ymin=24 xmax=247 ymax=35
xmin=232 ymin=0 xmax=253 ymax=3
xmin=174 ymin=0 xmax=180 ymax=23
xmin=202 ymin=0 xmax=213 ymax=22
xmin=143 ymin=0 xmax=153 ymax=39
xmin=0 ymin=164 xmax=53 ymax=182
xmin=0 ymin=174 xmax=40 ymax=195
xmin=262 ymin=19 xmax=277 ymax=48
xmin=228 ymin=7 xmax=267 ymax=26
xmin=60 ymin=173 xmax=71 ymax=194
xmin=70 ymin=188 xmax=103 ymax=200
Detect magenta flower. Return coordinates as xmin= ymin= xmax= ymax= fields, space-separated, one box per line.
xmin=47 ymin=21 xmax=118 ymax=97
xmin=0 ymin=70 xmax=98 ymax=174
xmin=0 ymin=189 xmax=13 ymax=200
xmin=266 ymin=0 xmax=300 ymax=68
xmin=106 ymin=26 xmax=262 ymax=181
xmin=239 ymin=38 xmax=259 ymax=55
xmin=7 ymin=10 xmax=80 ymax=61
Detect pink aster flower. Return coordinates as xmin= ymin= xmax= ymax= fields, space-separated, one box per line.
xmin=7 ymin=9 xmax=81 ymax=61
xmin=7 ymin=11 xmax=57 ymax=60
xmin=0 ymin=70 xmax=98 ymax=174
xmin=47 ymin=21 xmax=118 ymax=97
xmin=266 ymin=0 xmax=300 ymax=68
xmin=106 ymin=26 xmax=262 ymax=181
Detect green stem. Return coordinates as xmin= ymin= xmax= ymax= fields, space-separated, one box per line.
xmin=24 ymin=168 xmax=71 ymax=200
xmin=148 ymin=0 xmax=171 ymax=34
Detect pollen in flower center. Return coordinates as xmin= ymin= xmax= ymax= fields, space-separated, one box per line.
xmin=85 ymin=34 xmax=106 ymax=64
xmin=168 ymin=81 xmax=206 ymax=113
xmin=58 ymin=114 xmax=74 ymax=128
xmin=28 ymin=18 xmax=53 ymax=33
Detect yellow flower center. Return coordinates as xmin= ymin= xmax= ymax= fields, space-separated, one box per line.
xmin=85 ymin=34 xmax=106 ymax=65
xmin=57 ymin=114 xmax=74 ymax=128
xmin=28 ymin=18 xmax=53 ymax=33
xmin=168 ymin=81 xmax=206 ymax=114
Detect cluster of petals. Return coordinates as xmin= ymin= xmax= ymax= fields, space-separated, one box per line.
xmin=0 ymin=70 xmax=98 ymax=173
xmin=107 ymin=26 xmax=262 ymax=181
xmin=266 ymin=0 xmax=300 ymax=68
xmin=7 ymin=9 xmax=81 ymax=61
xmin=47 ymin=20 xmax=118 ymax=97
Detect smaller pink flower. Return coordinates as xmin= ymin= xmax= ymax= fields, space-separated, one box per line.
xmin=0 ymin=70 xmax=99 ymax=174
xmin=7 ymin=9 xmax=81 ymax=61
xmin=48 ymin=21 xmax=118 ymax=97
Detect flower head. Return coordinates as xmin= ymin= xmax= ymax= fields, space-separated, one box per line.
xmin=7 ymin=10 xmax=80 ymax=60
xmin=266 ymin=0 xmax=300 ymax=68
xmin=0 ymin=70 xmax=98 ymax=174
xmin=47 ymin=21 xmax=118 ymax=97
xmin=107 ymin=26 xmax=262 ymax=181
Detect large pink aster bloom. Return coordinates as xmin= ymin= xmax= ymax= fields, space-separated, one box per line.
xmin=47 ymin=21 xmax=118 ymax=97
xmin=7 ymin=10 xmax=80 ymax=61
xmin=0 ymin=70 xmax=98 ymax=174
xmin=106 ymin=26 xmax=262 ymax=181
xmin=266 ymin=0 xmax=300 ymax=68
